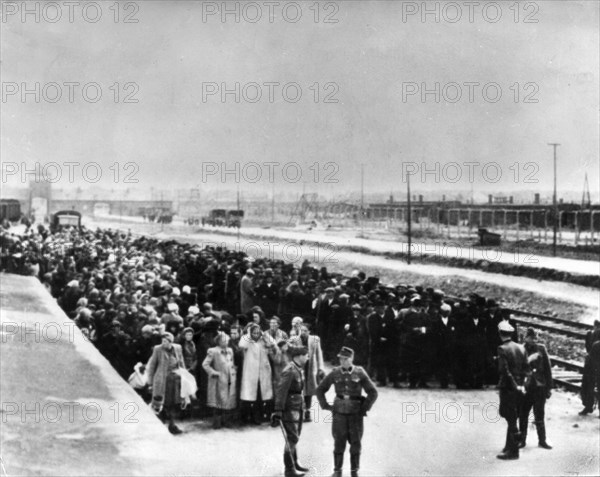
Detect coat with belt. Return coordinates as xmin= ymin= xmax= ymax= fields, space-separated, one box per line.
xmin=497 ymin=340 xmax=530 ymax=390
xmin=202 ymin=346 xmax=237 ymax=410
xmin=289 ymin=335 xmax=325 ymax=395
xmin=524 ymin=342 xmax=552 ymax=393
xmin=238 ymin=333 xmax=276 ymax=401
xmin=146 ymin=343 xmax=185 ymax=406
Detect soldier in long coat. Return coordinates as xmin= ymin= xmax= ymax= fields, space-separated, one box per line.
xmin=519 ymin=328 xmax=553 ymax=449
xmin=289 ymin=324 xmax=325 ymax=421
xmin=580 ymin=320 xmax=600 ymax=415
xmin=272 ymin=346 xmax=310 ymax=477
xmin=496 ymin=322 xmax=530 ymax=460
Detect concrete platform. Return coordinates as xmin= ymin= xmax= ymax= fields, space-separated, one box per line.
xmin=0 ymin=274 xmax=176 ymax=476
xmin=1 ymin=273 xmax=599 ymax=476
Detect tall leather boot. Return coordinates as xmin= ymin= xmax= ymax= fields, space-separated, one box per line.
xmin=331 ymin=452 xmax=344 ymax=477
xmin=497 ymin=429 xmax=519 ymax=460
xmin=293 ymin=450 xmax=309 ymax=472
xmin=284 ymin=452 xmax=304 ymax=477
xmin=350 ymin=453 xmax=360 ymax=477
xmin=536 ymin=421 xmax=552 ymax=449
xmin=501 ymin=428 xmax=510 ymax=453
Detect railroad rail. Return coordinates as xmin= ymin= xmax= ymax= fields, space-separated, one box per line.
xmin=94 ymin=220 xmax=596 ymax=392
xmin=503 ymin=308 xmax=594 ymax=331
xmin=443 ymin=296 xmax=594 ymax=340
xmin=550 ymin=356 xmax=584 ymax=392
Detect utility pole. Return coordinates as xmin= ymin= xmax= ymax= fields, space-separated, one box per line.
xmin=360 ymin=163 xmax=364 ymax=236
xmin=548 ymin=143 xmax=560 ymax=256
xmin=407 ymin=169 xmax=412 ymax=265
xmin=237 ymin=183 xmax=240 ymax=241
xmin=160 ymin=190 xmax=164 ymax=232
xmin=271 ymin=182 xmax=275 ymax=225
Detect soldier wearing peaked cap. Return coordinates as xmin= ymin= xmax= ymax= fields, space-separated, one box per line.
xmin=316 ymin=347 xmax=378 ymax=477
xmin=496 ymin=321 xmax=530 ymax=460
xmin=519 ymin=327 xmax=553 ymax=450
xmin=272 ymin=345 xmax=310 ymax=477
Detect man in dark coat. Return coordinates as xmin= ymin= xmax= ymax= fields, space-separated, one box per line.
xmin=580 ymin=320 xmax=600 ymax=416
xmin=272 ymin=346 xmax=310 ymax=477
xmin=316 ymin=287 xmax=337 ymax=359
xmin=256 ymin=275 xmax=280 ymax=318
xmin=343 ymin=304 xmax=369 ymax=366
xmin=519 ymin=328 xmax=553 ymax=449
xmin=459 ymin=306 xmax=489 ymax=389
xmin=316 ymin=347 xmax=378 ymax=477
xmin=367 ymin=301 xmax=397 ymax=387
xmin=330 ymin=294 xmax=353 ymax=360
xmin=496 ymin=321 xmax=530 ymax=460
xmin=430 ymin=303 xmax=457 ymax=388
xmin=399 ymin=296 xmax=429 ymax=388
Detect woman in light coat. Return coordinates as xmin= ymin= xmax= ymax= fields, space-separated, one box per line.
xmin=146 ymin=332 xmax=185 ymax=434
xmin=202 ymin=332 xmax=237 ymax=429
xmin=238 ymin=323 xmax=277 ymax=424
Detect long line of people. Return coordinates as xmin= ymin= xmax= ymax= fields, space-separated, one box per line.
xmin=4 ymin=223 xmax=589 ymax=437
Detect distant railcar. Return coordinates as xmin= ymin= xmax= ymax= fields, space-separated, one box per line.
xmin=0 ymin=199 xmax=22 ymax=222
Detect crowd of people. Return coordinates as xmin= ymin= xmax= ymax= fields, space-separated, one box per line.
xmin=1 ymin=221 xmax=598 ymax=437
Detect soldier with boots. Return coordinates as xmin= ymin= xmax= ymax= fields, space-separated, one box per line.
xmin=519 ymin=328 xmax=553 ymax=450
xmin=496 ymin=321 xmax=530 ymax=460
xmin=272 ymin=345 xmax=310 ymax=477
xmin=316 ymin=347 xmax=378 ymax=477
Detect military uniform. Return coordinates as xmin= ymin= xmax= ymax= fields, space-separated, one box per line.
xmin=519 ymin=340 xmax=552 ymax=448
xmin=316 ymin=363 xmax=378 ymax=476
xmin=497 ymin=331 xmax=530 ymax=459
xmin=275 ymin=360 xmax=305 ymax=449
xmin=274 ymin=359 xmax=308 ymax=476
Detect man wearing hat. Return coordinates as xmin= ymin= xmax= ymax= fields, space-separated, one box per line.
xmin=367 ymin=299 xmax=397 ymax=387
xmin=316 ymin=287 xmax=337 ymax=359
xmin=316 ymin=347 xmax=378 ymax=477
xmin=519 ymin=328 xmax=553 ymax=449
xmin=240 ymin=268 xmax=256 ymax=314
xmin=272 ymin=345 xmax=310 ymax=477
xmin=496 ymin=321 xmax=530 ymax=460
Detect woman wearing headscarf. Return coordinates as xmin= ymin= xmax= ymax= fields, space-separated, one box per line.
xmin=202 ymin=331 xmax=238 ymax=429
xmin=180 ymin=327 xmax=197 ymax=373
xmin=146 ymin=332 xmax=185 ymax=434
xmin=239 ymin=323 xmax=277 ymax=424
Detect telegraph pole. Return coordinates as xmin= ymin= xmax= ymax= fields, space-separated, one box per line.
xmin=160 ymin=190 xmax=164 ymax=232
xmin=237 ymin=183 xmax=241 ymax=241
xmin=548 ymin=143 xmax=560 ymax=256
xmin=407 ymin=169 xmax=412 ymax=265
xmin=271 ymin=182 xmax=275 ymax=225
xmin=360 ymin=163 xmax=364 ymax=236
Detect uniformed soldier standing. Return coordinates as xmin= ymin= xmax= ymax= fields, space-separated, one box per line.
xmin=519 ymin=327 xmax=553 ymax=449
xmin=316 ymin=347 xmax=378 ymax=477
xmin=272 ymin=346 xmax=310 ymax=477
xmin=496 ymin=321 xmax=530 ymax=460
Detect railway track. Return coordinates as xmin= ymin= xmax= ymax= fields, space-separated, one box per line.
xmin=550 ymin=356 xmax=585 ymax=393
xmin=98 ymin=220 xmax=596 ymax=392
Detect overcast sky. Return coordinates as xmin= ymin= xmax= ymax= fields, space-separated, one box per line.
xmin=1 ymin=0 xmax=598 ymax=199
